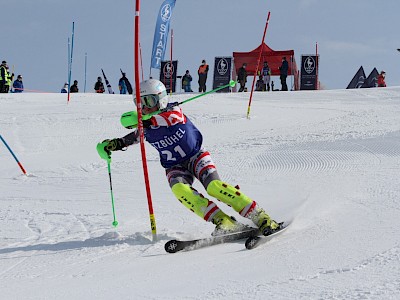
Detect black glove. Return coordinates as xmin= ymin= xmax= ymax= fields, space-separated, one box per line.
xmin=104 ymin=138 xmax=125 ymax=154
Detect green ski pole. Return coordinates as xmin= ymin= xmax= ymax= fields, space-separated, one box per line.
xmin=121 ymin=80 xmax=237 ymax=128
xmin=107 ymin=161 xmax=118 ymax=227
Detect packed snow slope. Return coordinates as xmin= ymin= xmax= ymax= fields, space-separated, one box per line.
xmin=1 ymin=87 xmax=400 ymax=299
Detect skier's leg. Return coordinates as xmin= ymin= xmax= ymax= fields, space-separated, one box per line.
xmin=187 ymin=149 xmax=281 ymax=234
xmin=206 ymin=180 xmax=280 ymax=234
xmin=167 ymin=165 xmax=244 ymax=234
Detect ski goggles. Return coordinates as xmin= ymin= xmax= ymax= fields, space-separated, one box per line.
xmin=135 ymin=94 xmax=159 ymax=109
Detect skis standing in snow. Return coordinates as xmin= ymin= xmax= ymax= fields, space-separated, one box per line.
xmin=97 ymin=79 xmax=282 ymax=239
xmin=101 ymin=69 xmax=114 ymax=94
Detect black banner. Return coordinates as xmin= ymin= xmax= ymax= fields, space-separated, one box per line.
xmin=212 ymin=57 xmax=232 ymax=92
xmin=160 ymin=60 xmax=178 ymax=93
xmin=361 ymin=68 xmax=379 ymax=88
xmin=346 ymin=66 xmax=366 ymax=89
xmin=300 ymin=55 xmax=319 ymax=90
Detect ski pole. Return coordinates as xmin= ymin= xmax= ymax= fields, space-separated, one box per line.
xmin=107 ymin=161 xmax=119 ymax=227
xmin=165 ymin=79 xmax=237 ymax=112
xmin=122 ymin=80 xmax=237 ymax=127
xmin=0 ymin=134 xmax=27 ymax=175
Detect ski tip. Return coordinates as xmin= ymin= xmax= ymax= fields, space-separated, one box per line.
xmin=245 ymin=220 xmax=291 ymax=250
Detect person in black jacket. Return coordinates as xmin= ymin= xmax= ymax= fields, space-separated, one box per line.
xmin=70 ymin=80 xmax=79 ymax=93
xmin=279 ymin=57 xmax=289 ymax=91
xmin=237 ymin=63 xmax=247 ymax=92
xmin=94 ymin=77 xmax=105 ymax=93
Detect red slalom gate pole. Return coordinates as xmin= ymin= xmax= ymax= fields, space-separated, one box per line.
xmin=134 ymin=0 xmax=157 ymax=241
xmin=247 ymin=11 xmax=271 ymax=119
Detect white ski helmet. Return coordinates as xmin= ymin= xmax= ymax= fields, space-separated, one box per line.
xmin=135 ymin=79 xmax=168 ymax=110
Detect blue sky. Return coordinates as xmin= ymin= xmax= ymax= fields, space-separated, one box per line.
xmin=3 ymin=0 xmax=399 ymax=92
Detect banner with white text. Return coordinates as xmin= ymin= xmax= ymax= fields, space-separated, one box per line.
xmin=212 ymin=57 xmax=232 ymax=93
xmin=150 ymin=0 xmax=176 ymax=69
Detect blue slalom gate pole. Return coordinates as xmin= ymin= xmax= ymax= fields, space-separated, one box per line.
xmin=0 ymin=135 xmax=27 ymax=175
xmin=84 ymin=52 xmax=87 ymax=93
xmin=67 ymin=22 xmax=75 ymax=103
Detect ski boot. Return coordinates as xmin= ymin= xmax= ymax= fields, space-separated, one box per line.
xmin=248 ymin=206 xmax=281 ymax=236
xmin=211 ymin=210 xmax=250 ymax=236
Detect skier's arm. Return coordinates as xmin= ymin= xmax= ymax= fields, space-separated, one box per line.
xmin=121 ymin=130 xmax=139 ymax=146
xmin=96 ymin=121 xmax=154 ymax=162
xmin=120 ymin=105 xmax=184 ymax=129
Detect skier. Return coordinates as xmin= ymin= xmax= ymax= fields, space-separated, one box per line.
xmin=96 ymin=79 xmax=281 ymax=236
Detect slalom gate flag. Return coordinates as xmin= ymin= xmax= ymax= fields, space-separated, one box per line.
xmin=150 ymin=0 xmax=176 ymax=69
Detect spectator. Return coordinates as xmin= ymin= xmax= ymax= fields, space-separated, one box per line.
xmin=119 ymin=73 xmax=133 ymax=94
xmin=237 ymin=63 xmax=247 ymax=92
xmin=262 ymin=61 xmax=271 ymax=91
xmin=70 ymin=80 xmax=79 ymax=93
xmin=0 ymin=61 xmax=12 ymax=93
xmin=12 ymin=75 xmax=24 ymax=93
xmin=255 ymin=75 xmax=264 ymax=91
xmin=182 ymin=70 xmax=193 ymax=92
xmin=279 ymin=57 xmax=289 ymax=91
xmin=118 ymin=76 xmax=127 ymax=94
xmin=377 ymin=71 xmax=386 ymax=87
xmin=60 ymin=83 xmax=68 ymax=93
xmin=94 ymin=77 xmax=105 ymax=93
xmin=198 ymin=59 xmax=209 ymax=92
xmin=4 ymin=65 xmax=14 ymax=93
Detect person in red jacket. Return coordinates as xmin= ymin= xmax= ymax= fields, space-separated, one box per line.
xmin=377 ymin=71 xmax=386 ymax=87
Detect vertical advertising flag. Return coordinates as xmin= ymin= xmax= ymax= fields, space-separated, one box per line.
xmin=160 ymin=60 xmax=178 ymax=93
xmin=151 ymin=0 xmax=176 ymax=70
xmin=212 ymin=57 xmax=232 ymax=92
xmin=300 ymin=55 xmax=319 ymax=90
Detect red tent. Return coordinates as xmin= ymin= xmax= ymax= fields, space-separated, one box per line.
xmin=233 ymin=43 xmax=299 ymax=90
